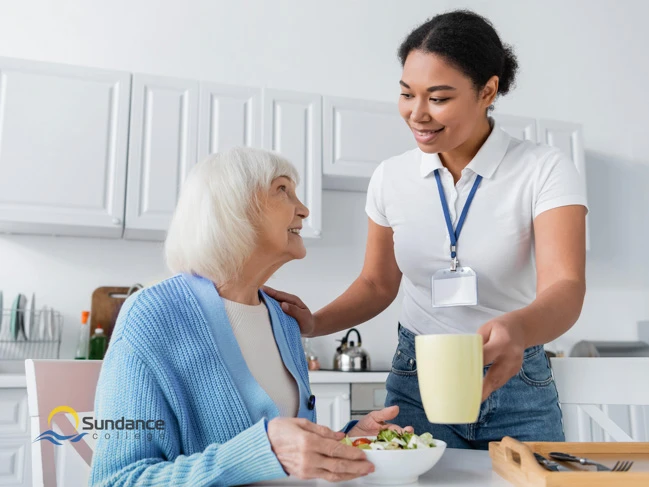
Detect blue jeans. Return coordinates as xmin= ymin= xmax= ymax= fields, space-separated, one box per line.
xmin=386 ymin=325 xmax=565 ymax=450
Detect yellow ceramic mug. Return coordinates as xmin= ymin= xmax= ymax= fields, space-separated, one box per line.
xmin=415 ymin=334 xmax=483 ymax=424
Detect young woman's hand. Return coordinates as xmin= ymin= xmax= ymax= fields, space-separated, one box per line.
xmin=478 ymin=315 xmax=526 ymax=401
xmin=262 ymin=286 xmax=316 ymax=336
xmin=346 ymin=405 xmax=414 ymax=438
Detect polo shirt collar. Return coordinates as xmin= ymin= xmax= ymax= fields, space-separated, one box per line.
xmin=419 ymin=118 xmax=511 ymax=179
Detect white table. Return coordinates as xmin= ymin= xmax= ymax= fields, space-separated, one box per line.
xmin=253 ymin=449 xmax=512 ymax=486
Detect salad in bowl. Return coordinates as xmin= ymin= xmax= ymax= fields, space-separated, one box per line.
xmin=342 ymin=429 xmax=446 ymax=485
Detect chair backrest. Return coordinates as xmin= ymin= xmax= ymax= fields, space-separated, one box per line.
xmin=25 ymin=359 xmax=102 ymax=487
xmin=551 ymin=357 xmax=649 ymax=442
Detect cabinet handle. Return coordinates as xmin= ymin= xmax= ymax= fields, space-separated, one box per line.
xmin=112 ymin=218 xmax=122 ymax=225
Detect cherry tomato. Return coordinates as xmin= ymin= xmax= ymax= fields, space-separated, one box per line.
xmin=352 ymin=438 xmax=372 ymax=447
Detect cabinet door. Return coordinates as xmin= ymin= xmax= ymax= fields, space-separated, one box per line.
xmin=322 ymin=96 xmax=413 ymax=192
xmin=0 ymin=438 xmax=30 ymax=487
xmin=537 ymin=119 xmax=586 ymax=178
xmin=493 ymin=114 xmax=537 ymax=142
xmin=262 ymin=89 xmax=322 ymax=238
xmin=0 ymin=388 xmax=30 ymax=487
xmin=0 ymin=389 xmax=28 ymax=437
xmin=0 ymin=57 xmax=130 ymax=238
xmin=124 ymin=74 xmax=199 ymax=241
xmin=537 ymin=119 xmax=590 ymax=250
xmin=198 ymin=83 xmax=261 ymax=159
xmin=310 ymin=383 xmax=351 ymax=431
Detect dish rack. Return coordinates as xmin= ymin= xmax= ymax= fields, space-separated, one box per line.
xmin=0 ymin=308 xmax=63 ymax=360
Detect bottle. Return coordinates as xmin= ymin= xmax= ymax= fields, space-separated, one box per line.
xmin=88 ymin=324 xmax=107 ymax=360
xmin=303 ymin=338 xmax=320 ymax=371
xmin=74 ymin=311 xmax=90 ymax=360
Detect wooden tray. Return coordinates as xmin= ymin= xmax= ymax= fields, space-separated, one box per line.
xmin=489 ymin=436 xmax=649 ymax=486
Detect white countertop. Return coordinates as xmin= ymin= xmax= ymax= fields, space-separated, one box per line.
xmin=308 ymin=371 xmax=389 ymax=384
xmin=253 ymin=449 xmax=511 ymax=486
xmin=0 ymin=374 xmax=27 ymax=387
xmin=0 ymin=367 xmax=389 ymax=387
xmin=0 ymin=361 xmax=27 ymax=387
xmin=0 ymin=369 xmax=388 ymax=386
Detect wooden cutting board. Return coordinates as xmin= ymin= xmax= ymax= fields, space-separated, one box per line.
xmin=90 ymin=285 xmax=142 ymax=344
xmin=490 ymin=436 xmax=649 ymax=486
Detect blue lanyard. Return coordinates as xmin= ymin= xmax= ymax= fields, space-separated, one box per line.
xmin=434 ymin=169 xmax=482 ymax=268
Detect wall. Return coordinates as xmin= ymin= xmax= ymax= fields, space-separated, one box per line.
xmin=0 ymin=0 xmax=647 ymax=366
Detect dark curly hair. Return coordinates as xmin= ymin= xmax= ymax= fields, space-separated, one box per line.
xmin=398 ymin=10 xmax=518 ymax=97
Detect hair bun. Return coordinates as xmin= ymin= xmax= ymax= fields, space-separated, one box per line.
xmin=498 ymin=45 xmax=519 ymax=95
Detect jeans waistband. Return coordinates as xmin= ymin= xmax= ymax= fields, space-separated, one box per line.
xmin=397 ymin=323 xmax=544 ymax=360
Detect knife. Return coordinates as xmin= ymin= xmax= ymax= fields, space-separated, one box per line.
xmin=534 ymin=452 xmax=571 ymax=472
xmin=549 ymin=451 xmax=611 ymax=471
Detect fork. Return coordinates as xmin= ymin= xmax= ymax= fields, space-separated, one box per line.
xmin=549 ymin=452 xmax=634 ymax=472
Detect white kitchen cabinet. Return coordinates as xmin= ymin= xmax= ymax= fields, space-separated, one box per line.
xmin=493 ymin=113 xmax=537 ymax=142
xmin=0 ymin=57 xmax=130 ymax=238
xmin=537 ymin=119 xmax=586 ymax=177
xmin=310 ymin=383 xmax=350 ymax=431
xmin=0 ymin=55 xmax=590 ymax=244
xmin=123 ymin=74 xmax=199 ymax=240
xmin=322 ymin=96 xmax=413 ymax=192
xmin=198 ymin=83 xmax=261 ymax=159
xmin=0 ymin=438 xmax=30 ymax=487
xmin=0 ymin=388 xmax=28 ymax=436
xmin=262 ymin=89 xmax=322 ymax=238
xmin=537 ymin=119 xmax=590 ymax=250
xmin=0 ymin=387 xmax=31 ymax=487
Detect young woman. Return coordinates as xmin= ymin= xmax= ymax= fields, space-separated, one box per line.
xmin=265 ymin=10 xmax=587 ymax=450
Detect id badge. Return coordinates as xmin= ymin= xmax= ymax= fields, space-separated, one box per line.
xmin=431 ymin=267 xmax=478 ymax=307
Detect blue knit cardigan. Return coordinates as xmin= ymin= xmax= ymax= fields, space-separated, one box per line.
xmin=90 ymin=273 xmax=327 ymax=486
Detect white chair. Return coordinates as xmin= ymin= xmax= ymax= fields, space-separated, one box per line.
xmin=25 ymin=359 xmax=102 ymax=487
xmin=551 ymin=357 xmax=649 ymax=442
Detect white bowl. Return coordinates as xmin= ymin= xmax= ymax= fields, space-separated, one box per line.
xmin=349 ymin=437 xmax=447 ymax=485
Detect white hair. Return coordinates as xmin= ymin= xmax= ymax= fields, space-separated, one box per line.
xmin=165 ymin=147 xmax=299 ymax=284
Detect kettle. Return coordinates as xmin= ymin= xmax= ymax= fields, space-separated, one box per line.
xmin=333 ymin=328 xmax=371 ymax=371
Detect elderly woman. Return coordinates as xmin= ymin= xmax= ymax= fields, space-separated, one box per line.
xmin=90 ymin=147 xmax=410 ymax=486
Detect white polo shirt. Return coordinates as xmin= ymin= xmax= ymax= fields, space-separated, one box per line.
xmin=366 ymin=121 xmax=588 ymax=336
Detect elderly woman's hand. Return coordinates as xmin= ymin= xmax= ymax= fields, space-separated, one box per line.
xmin=267 ymin=417 xmax=374 ymax=481
xmin=346 ymin=405 xmax=414 ymax=438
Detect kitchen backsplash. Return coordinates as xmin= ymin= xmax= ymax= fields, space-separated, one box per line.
xmin=1 ymin=187 xmax=647 ymax=368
